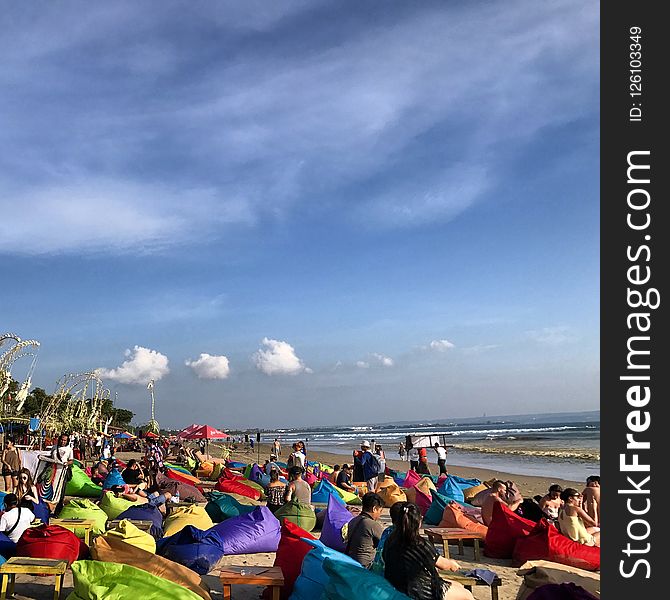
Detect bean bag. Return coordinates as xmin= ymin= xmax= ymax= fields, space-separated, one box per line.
xmin=415 ymin=476 xmax=436 ymax=497
xmin=209 ymin=506 xmax=280 ymax=554
xmin=463 ymin=483 xmax=488 ymax=504
xmin=404 ymin=487 xmax=416 ymax=504
xmin=438 ymin=502 xmax=488 ymax=536
xmin=17 ymin=524 xmax=88 ymax=564
xmin=304 ymin=471 xmax=317 ymax=486
xmin=436 ymin=476 xmax=465 ymax=503
xmin=90 ymin=534 xmax=211 ymax=599
xmin=102 ymin=469 xmax=125 ymax=490
xmin=225 ymin=492 xmax=263 ymax=506
xmin=68 ymin=560 xmax=203 ymax=600
xmin=236 ymin=477 xmax=266 ymax=498
xmin=274 ymin=500 xmax=317 ymax=532
xmin=163 ymin=505 xmax=214 ymax=537
xmin=58 ymin=499 xmax=108 ymax=535
xmin=0 ymin=533 xmax=16 ymax=559
xmin=117 ymin=504 xmax=164 ymax=539
xmin=226 ymin=461 xmax=246 ymax=469
xmin=423 ymin=491 xmax=451 ymax=526
xmin=66 ymin=464 xmax=103 ymax=498
xmin=166 ymin=462 xmax=195 ymax=475
xmin=374 ymin=480 xmax=406 ymax=508
xmin=326 ymin=480 xmax=361 ymax=506
xmin=484 ymin=501 xmax=536 ymax=559
xmin=263 ymin=519 xmax=316 ymax=600
xmin=243 ymin=463 xmax=253 ymax=478
xmin=205 ymin=491 xmax=256 ymax=522
xmin=210 ymin=463 xmax=224 ymax=480
xmin=401 ymin=470 xmax=421 ymax=488
xmin=31 ymin=499 xmax=51 ymax=525
xmin=98 ymin=492 xmax=144 ymax=520
xmin=155 ymin=472 xmax=207 ymax=502
xmin=215 ymin=478 xmax=262 ymax=501
xmin=413 ymin=486 xmax=432 ymax=516
xmin=249 ymin=464 xmax=265 ymax=482
xmin=322 ymin=556 xmax=411 ymax=600
xmin=104 ymin=519 xmax=156 ymax=554
xmin=197 ymin=462 xmax=214 ymax=478
xmin=167 ymin=467 xmax=203 ymax=488
xmin=291 ymin=538 xmax=363 ymax=600
xmin=320 ymin=495 xmax=354 ymax=552
xmin=0 ymin=492 xmax=6 ymax=509
xmin=525 ymin=583 xmax=599 ymax=600
xmin=311 ymin=480 xmax=345 ymax=505
xmin=515 ymin=559 xmax=601 ymax=600
xmin=513 ymin=520 xmax=600 ymax=571
xmin=157 ymin=525 xmax=225 ymax=575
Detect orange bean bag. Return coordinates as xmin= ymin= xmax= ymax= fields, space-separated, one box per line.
xmin=438 ymin=502 xmax=488 ymax=536
xmin=375 ymin=480 xmax=407 ymax=508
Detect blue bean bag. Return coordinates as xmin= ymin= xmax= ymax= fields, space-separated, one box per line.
xmin=209 ymin=507 xmax=280 ymax=555
xmin=322 ymin=557 xmax=411 ymax=600
xmin=32 ymin=499 xmax=50 ymax=526
xmin=226 ymin=461 xmax=247 ymax=469
xmin=311 ymin=480 xmax=346 ymax=505
xmin=0 ymin=533 xmax=16 ymax=559
xmin=290 ymin=538 xmax=363 ymax=600
xmin=117 ymin=504 xmax=164 ymax=539
xmin=320 ymin=495 xmax=354 ymax=552
xmin=437 ymin=475 xmax=480 ymax=504
xmin=424 ymin=491 xmax=451 ymax=526
xmin=449 ymin=475 xmax=482 ymax=490
xmin=0 ymin=492 xmax=6 ymax=509
xmin=102 ymin=469 xmax=125 ymax=490
xmin=157 ymin=525 xmax=225 ymax=575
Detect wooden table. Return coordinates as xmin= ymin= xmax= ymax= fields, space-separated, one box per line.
xmin=0 ymin=557 xmax=67 ymax=600
xmin=424 ymin=527 xmax=486 ymax=561
xmin=439 ymin=571 xmax=503 ymax=600
xmin=106 ymin=519 xmax=154 ymax=533
xmin=50 ymin=518 xmax=97 ymax=545
xmin=219 ymin=566 xmax=284 ymax=600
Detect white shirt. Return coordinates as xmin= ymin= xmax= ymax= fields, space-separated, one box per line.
xmin=0 ymin=506 xmax=36 ymax=543
xmin=408 ymin=448 xmax=419 ymax=461
xmin=52 ymin=444 xmax=73 ymax=464
xmin=435 ymin=447 xmax=447 ymax=461
xmin=291 ymin=451 xmax=306 ymax=468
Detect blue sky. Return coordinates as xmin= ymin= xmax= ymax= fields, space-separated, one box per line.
xmin=1 ymin=0 xmax=599 ymax=429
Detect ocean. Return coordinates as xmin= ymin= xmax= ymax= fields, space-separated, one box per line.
xmin=261 ymin=411 xmax=600 ymax=483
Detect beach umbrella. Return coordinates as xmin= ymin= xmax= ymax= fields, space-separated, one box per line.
xmin=145 ymin=431 xmax=159 ymax=439
xmin=182 ymin=425 xmax=229 ymax=440
xmin=113 ymin=432 xmax=133 ymax=439
xmin=178 ymin=423 xmax=203 ymax=438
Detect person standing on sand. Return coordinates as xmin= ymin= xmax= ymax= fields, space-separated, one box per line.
xmin=375 ymin=444 xmax=386 ymax=482
xmin=2 ymin=437 xmax=22 ymax=493
xmin=360 ymin=440 xmax=381 ymax=492
xmin=581 ymin=475 xmax=600 ymax=526
xmin=408 ymin=446 xmax=419 ymax=471
xmin=433 ymin=442 xmax=448 ymax=475
xmin=272 ymin=437 xmax=281 ymax=457
xmin=398 ymin=442 xmax=406 ymax=461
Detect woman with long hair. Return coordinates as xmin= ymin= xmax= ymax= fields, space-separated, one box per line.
xmin=383 ymin=502 xmax=473 ymax=600
xmin=15 ymin=468 xmax=39 ymax=504
xmin=558 ymin=488 xmax=600 ymax=547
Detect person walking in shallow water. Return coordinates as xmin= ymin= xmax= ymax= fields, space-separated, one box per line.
xmin=398 ymin=442 xmax=406 ymax=461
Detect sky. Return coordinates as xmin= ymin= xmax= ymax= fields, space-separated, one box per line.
xmin=1 ymin=0 xmax=600 ymax=430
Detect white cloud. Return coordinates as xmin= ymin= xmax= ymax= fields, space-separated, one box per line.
xmin=356 ymin=361 xmax=370 ymax=369
xmin=462 ymin=344 xmax=499 ymax=355
xmin=428 ymin=339 xmax=455 ymax=352
xmin=357 ymin=353 xmax=394 ymax=368
xmin=97 ymin=345 xmax=169 ymax=384
xmin=185 ymin=353 xmax=231 ymax=379
xmin=372 ymin=353 xmax=394 ymax=367
xmin=527 ymin=327 xmax=577 ymax=345
xmin=253 ymin=338 xmax=309 ymax=376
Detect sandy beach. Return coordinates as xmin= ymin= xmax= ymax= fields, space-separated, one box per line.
xmin=5 ymin=444 xmax=592 ymax=599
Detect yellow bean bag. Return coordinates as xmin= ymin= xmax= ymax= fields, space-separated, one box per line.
xmin=463 ymin=483 xmax=489 ymax=504
xmin=225 ymin=493 xmax=262 ymax=506
xmin=163 ymin=505 xmax=213 ymax=538
xmin=415 ymin=476 xmax=436 ymax=497
xmin=375 ymin=480 xmax=407 ymax=508
xmin=104 ymin=519 xmax=156 ymax=554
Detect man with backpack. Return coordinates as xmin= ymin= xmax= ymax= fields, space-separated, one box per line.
xmin=360 ymin=440 xmax=381 ymax=492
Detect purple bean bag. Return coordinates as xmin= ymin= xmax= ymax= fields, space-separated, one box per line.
xmin=117 ymin=504 xmax=164 ymax=539
xmin=320 ymin=494 xmax=354 ymax=552
xmin=157 ymin=525 xmax=225 ymax=575
xmin=209 ymin=506 xmax=280 ymax=555
xmin=249 ymin=464 xmax=265 ymax=483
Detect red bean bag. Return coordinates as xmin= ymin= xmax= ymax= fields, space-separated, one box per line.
xmin=262 ymin=519 xmax=316 ymax=600
xmin=17 ymin=525 xmax=88 ymax=564
xmin=484 ymin=502 xmax=536 ymax=558
xmin=215 ymin=478 xmax=262 ymax=501
xmin=513 ymin=519 xmax=600 ymax=571
xmin=402 ymin=470 xmax=421 ymax=489
xmin=221 ymin=468 xmax=246 ymax=481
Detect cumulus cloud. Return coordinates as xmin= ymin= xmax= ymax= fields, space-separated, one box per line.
xmin=185 ymin=353 xmax=231 ymax=379
xmin=253 ymin=338 xmax=310 ymax=375
xmin=357 ymin=353 xmax=394 ymax=368
xmin=97 ymin=345 xmax=169 ymax=384
xmin=526 ymin=327 xmax=577 ymax=345
xmin=428 ymin=339 xmax=455 ymax=352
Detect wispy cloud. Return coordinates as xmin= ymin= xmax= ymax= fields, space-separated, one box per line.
xmin=185 ymin=353 xmax=231 ymax=379
xmin=97 ymin=345 xmax=169 ymax=384
xmin=526 ymin=326 xmax=577 ymax=346
xmin=427 ymin=339 xmax=456 ymax=352
xmin=0 ymin=0 xmax=597 ymax=255
xmin=357 ymin=353 xmax=394 ymax=369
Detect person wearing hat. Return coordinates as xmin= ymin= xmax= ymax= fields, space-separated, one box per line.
xmin=360 ymin=440 xmax=381 ymax=493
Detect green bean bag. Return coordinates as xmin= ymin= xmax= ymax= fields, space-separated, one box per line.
xmin=58 ymin=499 xmax=108 ymax=536
xmin=99 ymin=493 xmax=144 ymax=520
xmin=67 ymin=560 xmax=203 ymax=600
xmin=322 ymin=556 xmax=411 ymax=599
xmin=274 ymin=500 xmax=317 ymax=532
xmin=66 ymin=465 xmax=103 ymax=498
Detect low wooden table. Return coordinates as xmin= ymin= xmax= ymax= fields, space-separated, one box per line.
xmin=0 ymin=557 xmax=67 ymax=600
xmin=106 ymin=519 xmax=154 ymax=533
xmin=425 ymin=527 xmax=486 ymax=561
xmin=219 ymin=566 xmax=284 ymax=600
xmin=50 ymin=518 xmax=97 ymax=545
xmin=439 ymin=571 xmax=503 ymax=600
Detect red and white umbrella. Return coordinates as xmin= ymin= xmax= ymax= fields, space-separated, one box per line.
xmin=181 ymin=424 xmax=229 ymax=440
xmin=178 ymin=423 xmax=203 ymax=438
